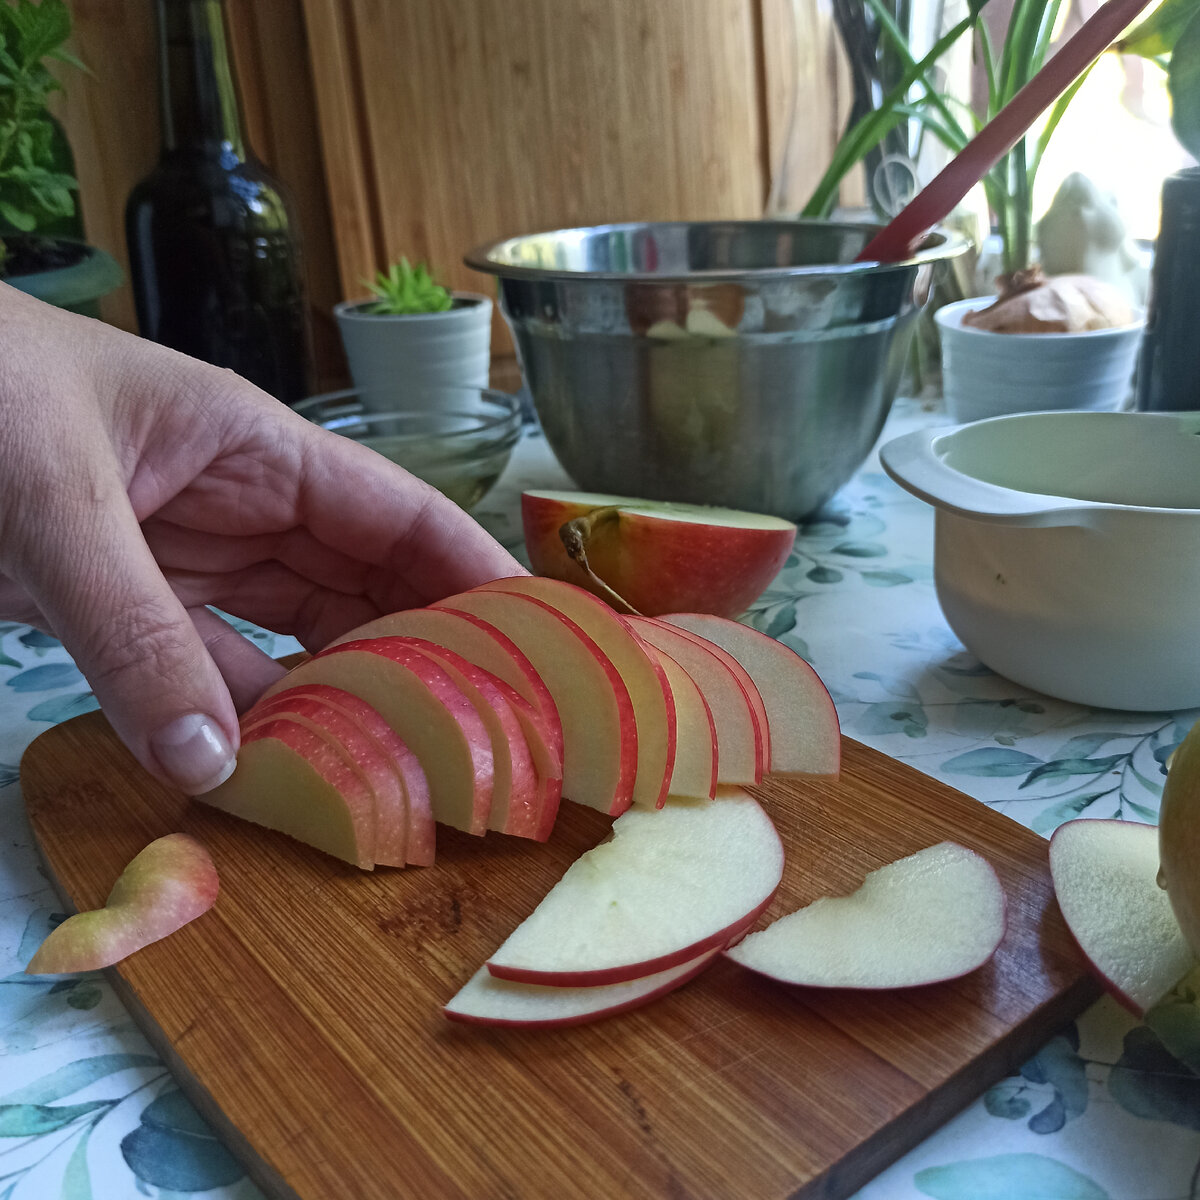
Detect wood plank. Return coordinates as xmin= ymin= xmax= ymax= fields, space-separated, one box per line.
xmin=23 ymin=712 xmax=1098 ymax=1200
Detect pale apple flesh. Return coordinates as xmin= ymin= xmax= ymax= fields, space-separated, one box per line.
xmin=726 ymin=842 xmax=1006 ymax=988
xmin=521 ymin=489 xmax=796 ymax=618
xmin=200 ymin=719 xmax=376 ymax=868
xmin=640 ymin=641 xmax=717 ymax=800
xmin=260 ymin=640 xmax=495 ymax=836
xmin=660 ymin=612 xmax=840 ymax=777
xmin=486 ymin=788 xmax=784 ymax=987
xmin=625 ymin=615 xmax=763 ymax=784
xmin=445 ymin=950 xmax=719 ymax=1027
xmin=1051 ymin=819 xmax=1196 ymax=1015
xmin=469 ymin=577 xmax=677 ymax=811
xmin=433 ymin=587 xmax=638 ymax=815
xmin=26 ymin=834 xmax=219 ymax=975
xmin=1158 ymin=720 xmax=1200 ymax=963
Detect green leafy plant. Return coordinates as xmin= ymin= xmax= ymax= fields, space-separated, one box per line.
xmin=0 ymin=0 xmax=84 ymax=255
xmin=804 ymin=0 xmax=1200 ymax=276
xmin=361 ymin=258 xmax=454 ymax=315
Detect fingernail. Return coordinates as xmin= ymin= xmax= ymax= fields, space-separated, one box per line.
xmin=151 ymin=713 xmax=236 ymax=794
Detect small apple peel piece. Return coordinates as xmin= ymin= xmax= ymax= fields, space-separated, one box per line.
xmin=726 ymin=842 xmax=1006 ymax=988
xmin=26 ymin=834 xmax=218 ymax=975
xmin=1052 ymin=819 xmax=1196 ymax=1015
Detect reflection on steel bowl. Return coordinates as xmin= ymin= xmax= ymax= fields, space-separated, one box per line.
xmin=294 ymin=386 xmax=522 ymax=512
xmin=466 ymin=221 xmax=965 ymax=520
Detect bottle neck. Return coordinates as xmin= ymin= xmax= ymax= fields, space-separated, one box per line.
xmin=156 ymin=0 xmax=245 ymax=156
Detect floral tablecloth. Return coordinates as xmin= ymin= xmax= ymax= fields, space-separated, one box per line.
xmin=2 ymin=396 xmax=1198 ymax=1200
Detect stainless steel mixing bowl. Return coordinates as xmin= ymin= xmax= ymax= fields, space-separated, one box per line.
xmin=466 ymin=220 xmax=965 ymax=519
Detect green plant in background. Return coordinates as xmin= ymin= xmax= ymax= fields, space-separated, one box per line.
xmin=361 ymin=257 xmax=454 ymax=315
xmin=0 ymin=0 xmax=84 ymax=268
xmin=805 ymin=0 xmax=1200 ymax=277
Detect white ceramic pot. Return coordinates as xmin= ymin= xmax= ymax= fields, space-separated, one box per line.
xmin=334 ymin=291 xmax=493 ymax=411
xmin=880 ymin=411 xmax=1200 ymax=711
xmin=934 ymin=297 xmax=1145 ymax=424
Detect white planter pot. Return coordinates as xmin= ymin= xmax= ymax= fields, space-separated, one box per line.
xmin=934 ymin=296 xmax=1145 ymax=424
xmin=334 ymin=291 xmax=493 ymax=410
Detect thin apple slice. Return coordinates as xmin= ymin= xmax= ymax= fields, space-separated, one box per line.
xmin=660 ymin=612 xmax=840 ymax=777
xmin=322 ymin=606 xmax=563 ymax=769
xmin=521 ymin=489 xmax=795 ymax=618
xmin=486 ymin=788 xmax=784 ymax=986
xmin=433 ymin=588 xmax=637 ymax=816
xmin=726 ymin=842 xmax=1006 ymax=988
xmin=1050 ymin=819 xmax=1195 ymax=1015
xmin=242 ymin=690 xmax=410 ymax=868
xmin=402 ymin=638 xmax=548 ymax=841
xmin=260 ymin=640 xmax=493 ymax=836
xmin=26 ymin=834 xmax=218 ymax=975
xmin=640 ymin=642 xmax=717 ymax=801
xmin=445 ymin=950 xmax=719 ymax=1028
xmin=625 ymin=615 xmax=764 ymax=784
xmin=200 ymin=719 xmax=376 ymax=868
xmin=468 ymin=577 xmax=676 ymax=810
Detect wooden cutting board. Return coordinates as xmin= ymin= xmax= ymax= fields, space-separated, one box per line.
xmin=22 ymin=712 xmax=1099 ymax=1200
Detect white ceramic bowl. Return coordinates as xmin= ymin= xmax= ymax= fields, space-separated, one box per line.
xmin=935 ymin=297 xmax=1145 ymax=424
xmin=880 ymin=411 xmax=1200 ymax=711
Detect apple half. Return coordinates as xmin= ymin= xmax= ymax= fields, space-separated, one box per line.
xmin=486 ymin=787 xmax=784 ymax=987
xmin=26 ymin=834 xmax=219 ymax=975
xmin=445 ymin=950 xmax=719 ymax=1027
xmin=521 ymin=490 xmax=795 ymax=619
xmin=466 ymin=577 xmax=677 ymax=811
xmin=660 ymin=612 xmax=840 ymax=777
xmin=1051 ymin=818 xmax=1196 ymax=1015
xmin=1158 ymin=720 xmax=1200 ymax=963
xmin=726 ymin=842 xmax=1006 ymax=988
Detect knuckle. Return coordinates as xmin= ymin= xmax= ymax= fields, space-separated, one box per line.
xmin=75 ymin=596 xmax=198 ymax=694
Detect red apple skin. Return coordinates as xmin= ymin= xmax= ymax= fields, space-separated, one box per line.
xmin=484 ymin=891 xmax=778 ymax=989
xmin=26 ymin=834 xmax=218 ymax=975
xmin=521 ymin=492 xmax=795 ymax=618
xmin=444 ymin=951 xmax=719 ymax=1028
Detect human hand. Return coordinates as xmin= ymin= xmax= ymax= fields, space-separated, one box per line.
xmin=0 ymin=284 xmax=525 ymax=794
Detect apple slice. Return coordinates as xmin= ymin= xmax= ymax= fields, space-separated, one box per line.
xmin=242 ymin=690 xmax=411 ymax=868
xmin=260 ymin=639 xmax=494 ymax=836
xmin=521 ymin=490 xmax=795 ymax=618
xmin=242 ymin=684 xmax=436 ymax=867
xmin=1158 ymin=720 xmax=1200 ymax=962
xmin=486 ymin=788 xmax=784 ymax=986
xmin=660 ymin=613 xmax=840 ymax=777
xmin=402 ymin=638 xmax=549 ymax=841
xmin=640 ymin=641 xmax=717 ymax=801
xmin=625 ymin=615 xmax=764 ymax=784
xmin=725 ymin=842 xmax=1006 ymax=988
xmin=25 ymin=834 xmax=218 ymax=975
xmin=466 ymin=577 xmax=676 ymax=810
xmin=433 ymin=588 xmax=637 ymax=815
xmin=200 ymin=718 xmax=376 ymax=868
xmin=322 ymin=606 xmax=563 ymax=769
xmin=445 ymin=949 xmax=719 ymax=1027
xmin=1050 ymin=819 xmax=1195 ymax=1015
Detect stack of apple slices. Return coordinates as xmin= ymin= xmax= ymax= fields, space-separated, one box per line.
xmin=200 ymin=575 xmax=841 ymax=871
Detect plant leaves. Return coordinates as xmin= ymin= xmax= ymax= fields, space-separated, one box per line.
xmin=25 ymin=691 xmax=99 ymax=723
xmin=983 ymin=1086 xmax=1031 ymax=1120
xmin=915 ymin=1153 xmax=1110 ymax=1199
xmin=18 ymin=628 xmax=58 ymax=649
xmin=1031 ymin=792 xmax=1111 ymax=835
xmin=1146 ymin=1001 xmax=1200 ymax=1074
xmin=941 ymin=747 xmax=1043 ymax=777
xmin=831 ymin=541 xmax=888 ymax=558
xmin=806 ymin=566 xmax=842 ymax=584
xmin=860 ymin=570 xmax=912 ymax=586
xmin=1 ymin=1054 xmax=158 ymax=1105
xmin=6 ymin=662 xmax=84 ymax=692
xmin=121 ymin=1090 xmax=243 ymax=1191
xmin=856 ymin=699 xmax=928 ymax=738
xmin=61 ymin=1123 xmax=94 ymax=1200
xmin=1020 ymin=755 xmax=1124 ymax=789
xmin=1109 ymin=1025 xmax=1200 ymax=1130
xmin=1170 ymin=9 xmax=1200 ymax=159
xmin=1118 ymin=0 xmax=1200 ymax=57
xmin=0 ymin=1100 xmax=108 ymax=1137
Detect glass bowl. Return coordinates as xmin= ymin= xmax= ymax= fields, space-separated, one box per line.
xmin=294 ymin=385 xmax=522 ymax=511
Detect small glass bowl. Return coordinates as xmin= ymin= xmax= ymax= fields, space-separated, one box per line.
xmin=294 ymin=385 xmax=522 ymax=511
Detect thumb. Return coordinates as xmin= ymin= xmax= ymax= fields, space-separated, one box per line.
xmin=22 ymin=482 xmax=239 ymax=795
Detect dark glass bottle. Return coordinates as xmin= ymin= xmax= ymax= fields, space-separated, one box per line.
xmin=126 ymin=0 xmax=314 ymax=403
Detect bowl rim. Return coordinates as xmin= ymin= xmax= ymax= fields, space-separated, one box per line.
xmin=464 ymin=219 xmax=967 ymax=283
xmin=293 ymin=385 xmax=521 ymax=432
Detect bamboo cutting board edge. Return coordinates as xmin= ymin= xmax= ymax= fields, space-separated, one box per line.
xmin=21 ymin=713 xmax=1101 ymax=1200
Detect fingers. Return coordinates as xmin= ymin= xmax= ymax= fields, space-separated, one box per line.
xmin=20 ymin=475 xmax=240 ymax=796
xmin=189 ymin=606 xmax=289 ymax=713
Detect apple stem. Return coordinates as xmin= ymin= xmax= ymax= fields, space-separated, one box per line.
xmin=559 ymin=510 xmax=644 ymax=616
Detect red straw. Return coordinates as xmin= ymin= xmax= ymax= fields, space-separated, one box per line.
xmin=856 ymin=0 xmax=1154 ymax=264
